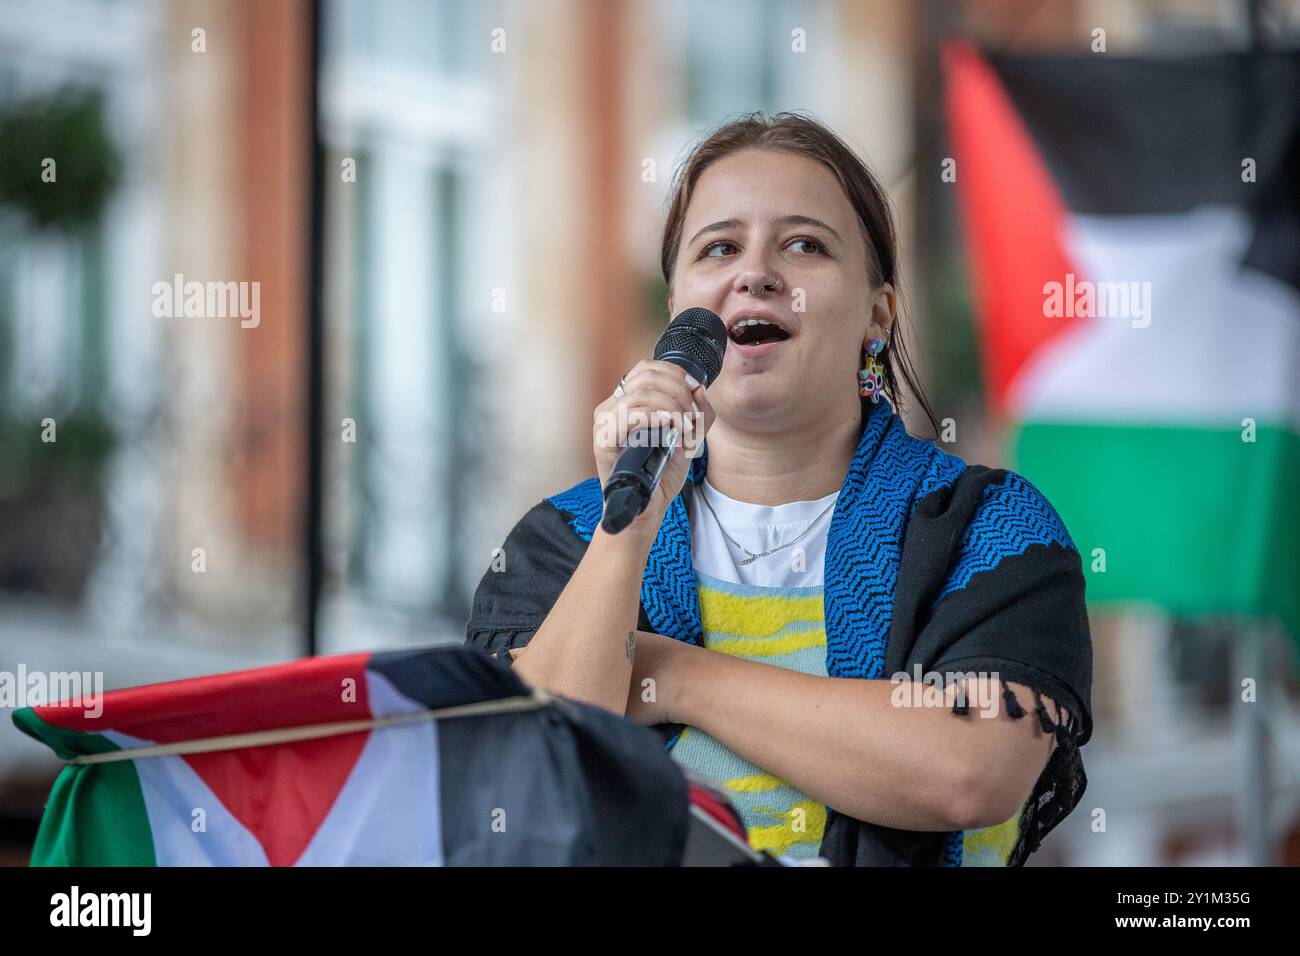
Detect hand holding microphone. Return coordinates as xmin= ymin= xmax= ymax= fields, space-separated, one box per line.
xmin=593 ymin=308 xmax=727 ymax=535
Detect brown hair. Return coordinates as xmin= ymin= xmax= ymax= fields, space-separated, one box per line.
xmin=659 ymin=111 xmax=939 ymax=436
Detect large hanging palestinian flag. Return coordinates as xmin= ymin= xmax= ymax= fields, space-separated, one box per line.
xmin=944 ymin=43 xmax=1300 ymax=646
xmin=13 ymin=647 xmax=716 ymax=866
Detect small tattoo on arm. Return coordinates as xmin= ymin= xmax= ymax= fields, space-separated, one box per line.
xmin=626 ymin=630 xmax=635 ymax=663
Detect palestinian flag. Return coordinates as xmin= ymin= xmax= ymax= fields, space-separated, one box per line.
xmin=13 ymin=647 xmax=694 ymax=866
xmin=944 ymin=44 xmax=1300 ymax=645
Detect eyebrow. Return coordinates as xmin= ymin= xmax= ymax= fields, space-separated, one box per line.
xmin=686 ymin=214 xmax=844 ymax=249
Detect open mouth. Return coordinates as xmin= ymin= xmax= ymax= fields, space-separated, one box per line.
xmin=727 ymin=319 xmax=791 ymax=347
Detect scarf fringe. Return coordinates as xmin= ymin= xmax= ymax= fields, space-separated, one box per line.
xmin=948 ymin=683 xmax=1087 ymax=866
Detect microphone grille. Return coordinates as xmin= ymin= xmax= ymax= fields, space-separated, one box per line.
xmin=655 ymin=307 xmax=727 ymax=384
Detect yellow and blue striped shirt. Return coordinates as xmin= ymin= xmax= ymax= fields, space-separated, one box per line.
xmin=670 ymin=569 xmax=830 ymax=861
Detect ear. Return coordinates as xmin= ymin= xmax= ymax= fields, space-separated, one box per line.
xmin=867 ymin=281 xmax=896 ymax=343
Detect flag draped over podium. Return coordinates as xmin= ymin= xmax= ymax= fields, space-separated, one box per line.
xmin=944 ymin=44 xmax=1300 ymax=646
xmin=14 ymin=646 xmax=692 ymax=866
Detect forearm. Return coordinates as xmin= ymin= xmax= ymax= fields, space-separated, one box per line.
xmin=512 ymin=520 xmax=657 ymax=715
xmin=673 ymin=650 xmax=1024 ymax=831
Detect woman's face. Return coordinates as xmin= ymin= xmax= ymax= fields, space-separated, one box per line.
xmin=668 ymin=148 xmax=894 ymax=430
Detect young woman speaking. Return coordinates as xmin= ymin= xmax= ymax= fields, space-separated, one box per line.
xmin=467 ymin=112 xmax=1092 ymax=867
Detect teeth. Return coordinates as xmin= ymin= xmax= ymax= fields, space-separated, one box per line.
xmin=732 ymin=317 xmax=781 ymax=335
xmin=728 ymin=316 xmax=789 ymax=344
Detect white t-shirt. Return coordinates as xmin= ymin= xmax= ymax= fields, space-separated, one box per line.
xmin=687 ymin=477 xmax=839 ymax=587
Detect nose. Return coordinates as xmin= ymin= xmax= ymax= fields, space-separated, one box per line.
xmin=735 ymin=268 xmax=783 ymax=297
xmin=725 ymin=228 xmax=783 ymax=297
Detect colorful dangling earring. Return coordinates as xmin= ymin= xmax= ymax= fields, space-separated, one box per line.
xmin=859 ymin=337 xmax=885 ymax=402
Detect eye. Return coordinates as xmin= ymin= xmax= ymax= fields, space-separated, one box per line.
xmin=698 ymin=237 xmax=827 ymax=259
xmin=699 ymin=240 xmax=737 ymax=259
xmin=787 ymin=236 xmax=826 ymax=255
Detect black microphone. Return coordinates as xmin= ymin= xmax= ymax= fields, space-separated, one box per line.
xmin=601 ymin=307 xmax=728 ymax=534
